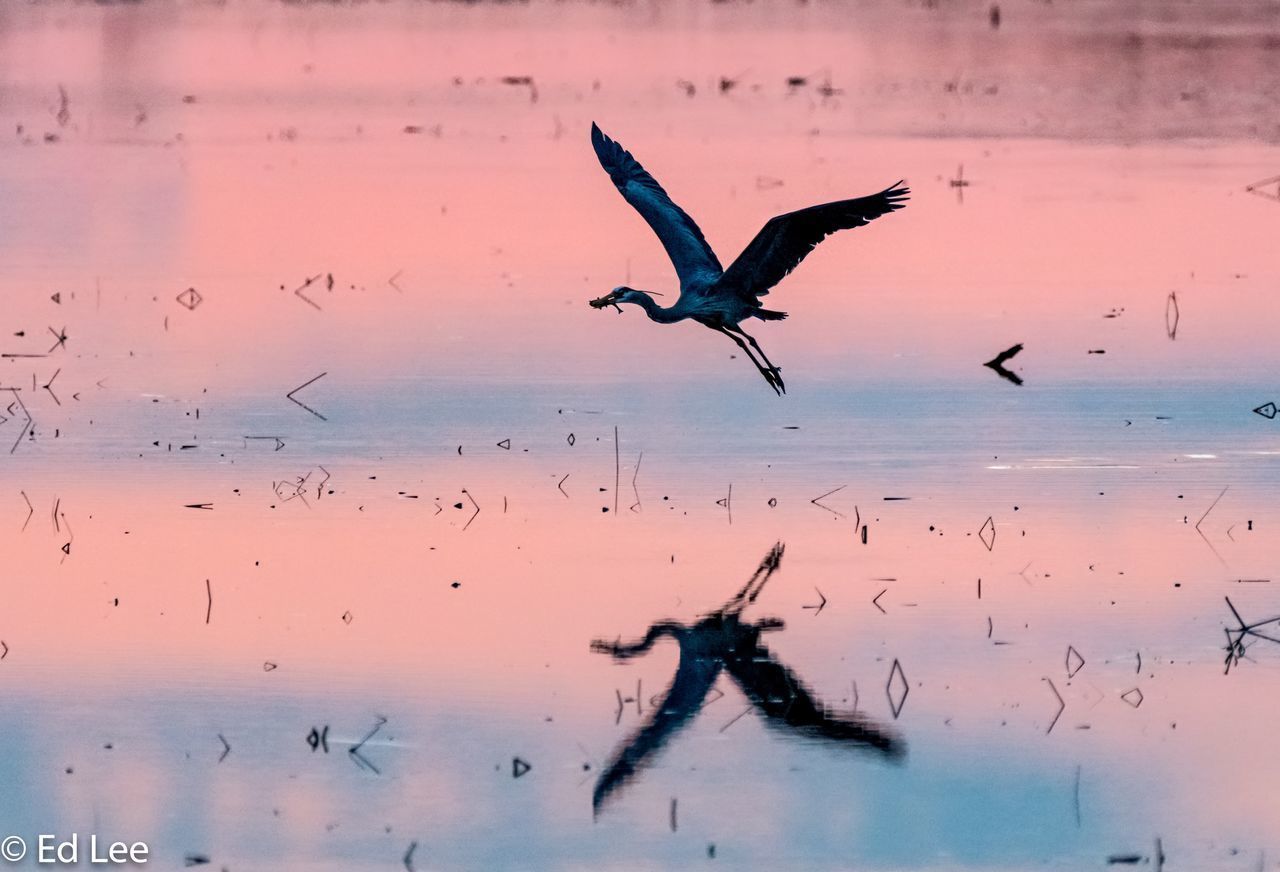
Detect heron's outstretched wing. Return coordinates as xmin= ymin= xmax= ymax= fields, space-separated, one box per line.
xmin=717 ymin=183 xmax=909 ymax=303
xmin=593 ymin=655 xmax=723 ymax=814
xmin=724 ymin=640 xmax=905 ymax=758
xmin=591 ymin=123 xmax=723 ymax=288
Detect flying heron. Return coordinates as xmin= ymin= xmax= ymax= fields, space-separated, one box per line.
xmin=588 ymin=123 xmax=909 ymax=395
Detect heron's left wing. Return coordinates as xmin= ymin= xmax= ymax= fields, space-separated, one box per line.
xmin=591 ymin=123 xmax=723 ymax=288
xmin=717 ymin=183 xmax=909 ymax=304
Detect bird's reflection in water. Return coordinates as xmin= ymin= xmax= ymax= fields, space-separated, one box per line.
xmin=590 ymin=542 xmax=905 ymax=814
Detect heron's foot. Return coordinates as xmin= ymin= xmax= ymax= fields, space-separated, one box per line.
xmin=759 ymin=366 xmax=785 ymax=395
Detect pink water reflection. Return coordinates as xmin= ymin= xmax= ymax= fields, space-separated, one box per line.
xmin=2 ymin=1 xmax=1280 ymax=869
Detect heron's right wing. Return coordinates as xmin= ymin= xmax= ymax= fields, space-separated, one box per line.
xmin=591 ymin=123 xmax=723 ymax=288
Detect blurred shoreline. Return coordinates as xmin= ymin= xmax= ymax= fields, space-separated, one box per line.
xmin=2 ymin=0 xmax=1280 ymax=142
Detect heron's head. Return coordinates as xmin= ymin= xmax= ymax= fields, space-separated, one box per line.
xmin=589 ymin=286 xmax=637 ymax=312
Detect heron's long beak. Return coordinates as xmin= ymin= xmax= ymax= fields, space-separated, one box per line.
xmin=589 ymin=292 xmax=622 ymax=312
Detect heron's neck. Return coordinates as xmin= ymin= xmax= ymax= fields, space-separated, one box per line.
xmin=628 ymin=292 xmax=685 ymax=324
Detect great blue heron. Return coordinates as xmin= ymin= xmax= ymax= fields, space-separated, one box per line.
xmin=588 ymin=123 xmax=909 ymax=395
xmin=589 ymin=542 xmax=904 ymax=814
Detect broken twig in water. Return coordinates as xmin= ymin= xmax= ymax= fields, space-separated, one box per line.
xmin=810 ymin=485 xmax=846 ymax=518
xmin=983 ymin=343 xmax=1024 ymax=385
xmin=349 ymin=716 xmax=387 ymax=774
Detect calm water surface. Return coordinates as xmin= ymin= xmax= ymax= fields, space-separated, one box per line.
xmin=2 ymin=1 xmax=1280 ymax=869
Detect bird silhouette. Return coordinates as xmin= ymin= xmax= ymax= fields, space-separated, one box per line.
xmin=589 ymin=123 xmax=909 ymax=394
xmin=589 ymin=542 xmax=904 ymax=814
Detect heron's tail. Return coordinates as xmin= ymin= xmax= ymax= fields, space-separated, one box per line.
xmin=755 ymin=309 xmax=788 ymax=321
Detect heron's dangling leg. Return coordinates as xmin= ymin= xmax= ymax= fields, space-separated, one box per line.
xmin=728 ymin=324 xmax=785 ymax=394
xmin=722 ymin=323 xmax=785 ymax=394
xmin=724 ymin=542 xmax=786 ymax=613
xmin=714 ymin=326 xmax=783 ymax=395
